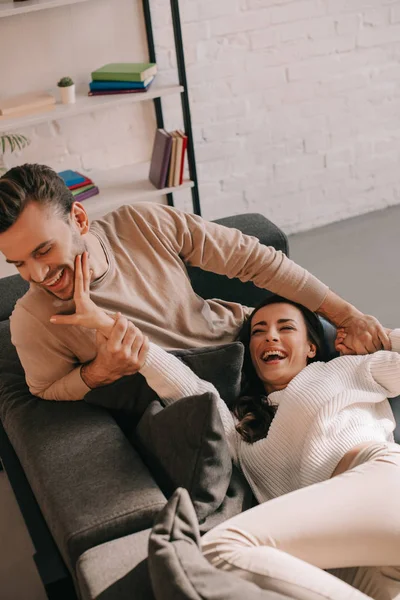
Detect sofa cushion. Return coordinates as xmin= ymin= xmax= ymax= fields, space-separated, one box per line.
xmin=148 ymin=487 xmax=288 ymax=600
xmin=77 ymin=529 xmax=154 ymax=600
xmin=170 ymin=342 xmax=244 ymax=409
xmin=85 ymin=342 xmax=244 ymax=416
xmin=76 ymin=474 xmax=256 ymax=600
xmin=136 ymin=392 xmax=232 ymax=523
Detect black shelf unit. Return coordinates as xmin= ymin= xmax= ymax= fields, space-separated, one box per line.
xmin=142 ymin=0 xmax=201 ymax=216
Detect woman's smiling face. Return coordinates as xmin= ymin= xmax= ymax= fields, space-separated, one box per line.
xmin=249 ymin=302 xmax=317 ymax=394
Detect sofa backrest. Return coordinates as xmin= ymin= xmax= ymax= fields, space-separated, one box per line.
xmin=187 ymin=213 xmax=289 ymax=307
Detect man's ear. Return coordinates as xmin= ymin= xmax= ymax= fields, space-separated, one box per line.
xmin=70 ymin=202 xmax=89 ymax=235
xmin=307 ymin=343 xmax=317 ymax=359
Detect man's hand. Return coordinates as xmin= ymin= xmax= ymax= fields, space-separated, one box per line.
xmin=50 ymin=252 xmax=115 ymax=335
xmin=49 ymin=252 xmax=149 ymax=388
xmin=334 ymin=313 xmax=390 ymax=355
xmin=81 ymin=316 xmax=149 ymax=388
xmin=318 ymin=290 xmax=390 ymax=355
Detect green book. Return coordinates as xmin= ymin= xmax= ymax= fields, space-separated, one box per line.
xmin=91 ymin=62 xmax=157 ymax=83
xmin=71 ymin=184 xmax=94 ymax=196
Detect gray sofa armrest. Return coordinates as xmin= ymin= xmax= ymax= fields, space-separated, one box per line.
xmin=187 ymin=213 xmax=289 ymax=307
xmin=1 ymin=381 xmax=166 ymax=571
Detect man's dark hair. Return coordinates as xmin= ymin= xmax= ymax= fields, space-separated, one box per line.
xmin=0 ymin=164 xmax=74 ymax=233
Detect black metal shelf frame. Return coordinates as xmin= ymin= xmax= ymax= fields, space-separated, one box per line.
xmin=142 ymin=0 xmax=201 ymax=216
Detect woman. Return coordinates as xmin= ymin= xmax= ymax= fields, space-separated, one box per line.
xmin=54 ymin=254 xmax=400 ymax=600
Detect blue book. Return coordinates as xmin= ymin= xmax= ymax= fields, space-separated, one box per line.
xmin=58 ymin=170 xmax=86 ymax=187
xmin=89 ymin=76 xmax=154 ymax=92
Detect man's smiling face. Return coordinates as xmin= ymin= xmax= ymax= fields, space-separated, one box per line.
xmin=0 ymin=201 xmax=86 ymax=301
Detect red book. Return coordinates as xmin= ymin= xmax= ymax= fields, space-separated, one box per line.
xmin=177 ymin=130 xmax=188 ymax=185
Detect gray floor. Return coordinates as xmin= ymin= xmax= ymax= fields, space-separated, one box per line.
xmin=0 ymin=203 xmax=399 ymax=599
xmin=289 ymin=204 xmax=400 ymax=329
xmin=0 ymin=469 xmax=47 ymax=600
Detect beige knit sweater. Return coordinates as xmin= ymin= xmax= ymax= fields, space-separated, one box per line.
xmin=140 ymin=332 xmax=399 ymax=503
xmin=10 ymin=202 xmax=328 ymax=401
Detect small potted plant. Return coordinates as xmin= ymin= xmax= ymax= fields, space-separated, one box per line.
xmin=0 ymin=133 xmax=30 ymax=176
xmin=57 ymin=76 xmax=76 ymax=105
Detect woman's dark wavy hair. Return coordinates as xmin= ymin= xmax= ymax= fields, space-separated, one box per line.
xmin=233 ymin=294 xmax=325 ymax=444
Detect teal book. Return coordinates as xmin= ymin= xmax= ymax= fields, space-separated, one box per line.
xmin=89 ymin=76 xmax=154 ymax=91
xmin=92 ymin=63 xmax=157 ymax=83
xmin=58 ymin=169 xmax=86 ymax=187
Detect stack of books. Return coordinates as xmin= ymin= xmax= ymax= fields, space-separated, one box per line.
xmin=58 ymin=170 xmax=100 ymax=202
xmin=88 ymin=63 xmax=157 ymax=97
xmin=149 ymin=129 xmax=188 ymax=189
xmin=0 ymin=91 xmax=56 ymax=120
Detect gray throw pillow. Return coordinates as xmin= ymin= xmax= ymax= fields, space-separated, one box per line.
xmin=198 ymin=465 xmax=256 ymax=535
xmin=170 ymin=342 xmax=244 ymax=408
xmin=135 ymin=392 xmax=232 ymax=523
xmin=148 ymin=487 xmax=288 ymax=600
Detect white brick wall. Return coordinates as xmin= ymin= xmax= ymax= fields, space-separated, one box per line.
xmin=167 ymin=0 xmax=400 ymax=232
xmin=2 ymin=0 xmax=400 ymax=234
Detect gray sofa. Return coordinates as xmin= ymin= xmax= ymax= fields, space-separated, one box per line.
xmin=0 ymin=213 xmax=291 ymax=600
xmin=1 ymin=213 xmax=398 ymax=600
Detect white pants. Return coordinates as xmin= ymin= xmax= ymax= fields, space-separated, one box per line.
xmin=201 ymin=442 xmax=400 ymax=600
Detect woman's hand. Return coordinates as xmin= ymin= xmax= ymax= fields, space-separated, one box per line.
xmin=50 ymin=252 xmax=114 ymax=335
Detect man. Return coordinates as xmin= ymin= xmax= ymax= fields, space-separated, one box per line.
xmin=0 ymin=164 xmax=389 ymax=401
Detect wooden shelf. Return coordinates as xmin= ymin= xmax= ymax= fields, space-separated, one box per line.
xmin=0 ymin=0 xmax=92 ymax=18
xmin=82 ymin=161 xmax=193 ymax=220
xmin=0 ymin=82 xmax=183 ymax=133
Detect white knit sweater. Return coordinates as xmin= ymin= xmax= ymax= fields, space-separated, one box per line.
xmin=139 ymin=330 xmax=400 ymax=504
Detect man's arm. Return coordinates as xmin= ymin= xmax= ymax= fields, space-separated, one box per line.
xmin=11 ymin=298 xmax=146 ymax=400
xmin=147 ymin=204 xmax=329 ymax=312
xmin=141 ymin=204 xmax=389 ymax=354
xmin=11 ymin=307 xmax=91 ymax=401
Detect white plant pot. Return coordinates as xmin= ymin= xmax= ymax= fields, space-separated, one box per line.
xmin=60 ymin=84 xmax=76 ymax=105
